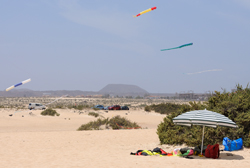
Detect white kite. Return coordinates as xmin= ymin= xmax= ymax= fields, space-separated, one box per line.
xmin=6 ymin=78 xmax=31 ymax=91
xmin=184 ymin=69 xmax=222 ymax=75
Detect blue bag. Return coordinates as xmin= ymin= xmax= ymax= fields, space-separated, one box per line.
xmin=223 ymin=137 xmax=243 ymax=151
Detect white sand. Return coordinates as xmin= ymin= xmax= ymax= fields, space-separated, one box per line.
xmin=0 ymin=108 xmax=249 ymax=168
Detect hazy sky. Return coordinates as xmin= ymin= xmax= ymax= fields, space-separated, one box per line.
xmin=1 ymin=0 xmax=250 ymax=93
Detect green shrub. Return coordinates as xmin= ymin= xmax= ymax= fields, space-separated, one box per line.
xmin=77 ymin=115 xmax=141 ymax=131
xmin=144 ymin=106 xmax=151 ymax=112
xmin=41 ymin=108 xmax=60 ymax=116
xmin=88 ymin=112 xmax=99 ymax=118
xmin=77 ymin=118 xmax=109 ymax=130
xmin=157 ymin=85 xmax=250 ymax=147
xmin=139 ymin=104 xmax=147 ymax=107
xmin=108 ymin=116 xmax=141 ymax=129
xmin=55 ymin=104 xmax=65 ymax=109
xmin=145 ymin=103 xmax=188 ymax=114
xmin=68 ymin=104 xmax=90 ymax=110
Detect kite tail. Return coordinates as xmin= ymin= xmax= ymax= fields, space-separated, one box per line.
xmin=161 ymin=47 xmax=179 ymax=51
xmin=133 ymin=14 xmax=140 ymax=17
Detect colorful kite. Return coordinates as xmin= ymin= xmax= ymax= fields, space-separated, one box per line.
xmin=133 ymin=7 xmax=157 ymax=17
xmin=161 ymin=43 xmax=193 ymax=51
xmin=6 ymin=78 xmax=31 ymax=91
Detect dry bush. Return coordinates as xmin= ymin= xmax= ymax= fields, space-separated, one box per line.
xmin=77 ymin=115 xmax=141 ymax=131
xmin=41 ymin=108 xmax=60 ymax=116
xmin=88 ymin=112 xmax=99 ymax=117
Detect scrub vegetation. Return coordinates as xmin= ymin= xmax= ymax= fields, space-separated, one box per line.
xmin=77 ymin=115 xmax=141 ymax=131
xmin=144 ymin=103 xmax=185 ymax=114
xmin=88 ymin=112 xmax=99 ymax=118
xmin=41 ymin=108 xmax=60 ymax=116
xmin=157 ymin=85 xmax=250 ymax=147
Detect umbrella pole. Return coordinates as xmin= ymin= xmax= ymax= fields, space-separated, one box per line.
xmin=201 ymin=125 xmax=205 ymax=155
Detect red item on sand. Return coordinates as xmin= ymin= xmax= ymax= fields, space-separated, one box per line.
xmin=205 ymin=144 xmax=220 ymax=159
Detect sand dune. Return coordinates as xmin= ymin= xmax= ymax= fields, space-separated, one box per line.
xmin=0 ymin=108 xmax=249 ymax=168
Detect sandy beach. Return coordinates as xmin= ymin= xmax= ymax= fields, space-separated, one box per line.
xmin=0 ymin=108 xmax=249 ymax=168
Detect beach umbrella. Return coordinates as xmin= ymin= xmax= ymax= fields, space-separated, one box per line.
xmin=172 ymin=109 xmax=237 ymax=155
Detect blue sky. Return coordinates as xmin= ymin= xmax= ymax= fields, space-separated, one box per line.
xmin=0 ymin=0 xmax=249 ymax=93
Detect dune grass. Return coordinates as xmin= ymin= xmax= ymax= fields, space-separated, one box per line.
xmin=88 ymin=112 xmax=99 ymax=118
xmin=41 ymin=108 xmax=60 ymax=116
xmin=77 ymin=115 xmax=141 ymax=131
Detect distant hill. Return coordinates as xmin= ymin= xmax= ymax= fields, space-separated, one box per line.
xmin=0 ymin=85 xmax=208 ymax=100
xmin=0 ymin=89 xmax=96 ymax=97
xmin=98 ymin=84 xmax=148 ymax=96
xmin=0 ymin=84 xmax=148 ymax=97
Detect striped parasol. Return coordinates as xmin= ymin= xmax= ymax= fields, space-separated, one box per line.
xmin=173 ymin=109 xmax=237 ymax=155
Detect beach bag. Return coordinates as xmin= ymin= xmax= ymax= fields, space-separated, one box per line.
xmin=193 ymin=145 xmax=207 ymax=155
xmin=205 ymin=144 xmax=220 ymax=159
xmin=223 ymin=137 xmax=243 ymax=151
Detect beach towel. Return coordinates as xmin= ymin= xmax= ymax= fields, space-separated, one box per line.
xmin=172 ymin=148 xmax=182 ymax=156
xmin=152 ymin=147 xmax=168 ymax=155
xmin=180 ymin=147 xmax=193 ymax=156
xmin=130 ymin=148 xmax=169 ymax=156
xmin=182 ymin=149 xmax=194 ymax=156
xmin=180 ymin=147 xmax=190 ymax=154
xmin=172 ymin=148 xmax=194 ymax=156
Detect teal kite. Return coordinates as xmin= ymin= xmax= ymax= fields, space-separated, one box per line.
xmin=161 ymin=43 xmax=193 ymax=51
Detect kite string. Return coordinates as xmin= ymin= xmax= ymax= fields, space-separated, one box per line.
xmin=44 ymin=94 xmax=68 ymax=106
